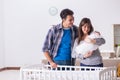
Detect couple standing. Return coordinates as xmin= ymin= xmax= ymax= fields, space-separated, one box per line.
xmin=42 ymin=8 xmax=105 ymax=68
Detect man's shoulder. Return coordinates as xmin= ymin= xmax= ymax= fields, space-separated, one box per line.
xmin=73 ymin=25 xmax=78 ymax=27
xmin=47 ymin=24 xmax=61 ymax=34
xmin=72 ymin=25 xmax=78 ymax=29
xmin=72 ymin=25 xmax=78 ymax=33
xmin=50 ymin=24 xmax=61 ymax=30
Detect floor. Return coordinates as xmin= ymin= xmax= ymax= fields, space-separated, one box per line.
xmin=0 ymin=70 xmax=20 ymax=80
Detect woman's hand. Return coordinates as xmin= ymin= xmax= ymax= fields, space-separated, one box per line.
xmin=94 ymin=31 xmax=101 ymax=35
xmin=83 ymin=51 xmax=93 ymax=58
xmin=85 ymin=37 xmax=96 ymax=44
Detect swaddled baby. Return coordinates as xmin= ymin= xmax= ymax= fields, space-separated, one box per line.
xmin=75 ymin=32 xmax=102 ymax=55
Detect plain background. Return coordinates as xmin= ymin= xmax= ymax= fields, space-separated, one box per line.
xmin=0 ymin=0 xmax=120 ymax=68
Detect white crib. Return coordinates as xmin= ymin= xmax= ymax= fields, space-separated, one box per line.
xmin=20 ymin=64 xmax=117 ymax=80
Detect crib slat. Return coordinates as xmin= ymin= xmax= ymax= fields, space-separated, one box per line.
xmin=20 ymin=64 xmax=117 ymax=80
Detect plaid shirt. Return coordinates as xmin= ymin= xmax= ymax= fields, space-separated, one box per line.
xmin=42 ymin=23 xmax=78 ymax=58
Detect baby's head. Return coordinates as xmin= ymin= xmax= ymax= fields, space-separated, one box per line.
xmin=88 ymin=32 xmax=102 ymax=39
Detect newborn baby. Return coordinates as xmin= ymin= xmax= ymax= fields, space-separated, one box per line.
xmin=75 ymin=32 xmax=102 ymax=55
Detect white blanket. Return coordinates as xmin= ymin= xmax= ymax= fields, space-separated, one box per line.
xmin=75 ymin=32 xmax=102 ymax=55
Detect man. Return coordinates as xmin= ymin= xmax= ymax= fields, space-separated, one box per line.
xmin=42 ymin=8 xmax=78 ymax=68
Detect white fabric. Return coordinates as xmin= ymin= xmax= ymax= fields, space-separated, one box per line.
xmin=75 ymin=32 xmax=102 ymax=55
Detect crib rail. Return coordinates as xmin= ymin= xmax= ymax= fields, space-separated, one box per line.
xmin=20 ymin=64 xmax=117 ymax=80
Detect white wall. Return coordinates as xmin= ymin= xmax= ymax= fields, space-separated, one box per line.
xmin=3 ymin=0 xmax=120 ymax=66
xmin=0 ymin=0 xmax=4 ymax=68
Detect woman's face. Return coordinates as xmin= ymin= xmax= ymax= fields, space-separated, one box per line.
xmin=82 ymin=23 xmax=90 ymax=34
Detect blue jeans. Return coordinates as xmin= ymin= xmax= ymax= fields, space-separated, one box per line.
xmin=53 ymin=60 xmax=72 ymax=70
xmin=80 ymin=63 xmax=103 ymax=67
xmin=80 ymin=63 xmax=103 ymax=71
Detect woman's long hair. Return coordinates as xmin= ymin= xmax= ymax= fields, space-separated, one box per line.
xmin=77 ymin=18 xmax=94 ymax=44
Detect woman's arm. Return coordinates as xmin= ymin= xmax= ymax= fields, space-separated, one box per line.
xmin=94 ymin=38 xmax=105 ymax=46
xmin=78 ymin=51 xmax=93 ymax=59
xmin=94 ymin=31 xmax=105 ymax=46
xmin=85 ymin=32 xmax=105 ymax=46
xmin=72 ymin=39 xmax=93 ymax=60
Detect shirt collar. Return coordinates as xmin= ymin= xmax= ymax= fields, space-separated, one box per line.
xmin=57 ymin=23 xmax=63 ymax=30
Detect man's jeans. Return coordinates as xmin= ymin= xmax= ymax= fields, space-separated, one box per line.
xmin=53 ymin=60 xmax=72 ymax=70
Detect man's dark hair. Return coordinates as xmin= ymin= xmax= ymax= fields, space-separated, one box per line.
xmin=60 ymin=9 xmax=74 ymax=19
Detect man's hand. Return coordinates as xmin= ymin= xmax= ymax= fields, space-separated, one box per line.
xmin=50 ymin=62 xmax=57 ymax=68
xmin=44 ymin=52 xmax=57 ymax=68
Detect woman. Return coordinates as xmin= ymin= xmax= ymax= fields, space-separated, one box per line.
xmin=72 ymin=17 xmax=105 ymax=67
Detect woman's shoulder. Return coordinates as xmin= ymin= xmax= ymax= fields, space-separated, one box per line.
xmin=75 ymin=38 xmax=79 ymax=42
xmin=75 ymin=38 xmax=84 ymax=45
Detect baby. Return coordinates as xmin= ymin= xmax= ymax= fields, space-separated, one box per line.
xmin=75 ymin=32 xmax=102 ymax=55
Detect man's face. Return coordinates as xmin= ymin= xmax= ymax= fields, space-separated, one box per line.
xmin=63 ymin=15 xmax=74 ymax=27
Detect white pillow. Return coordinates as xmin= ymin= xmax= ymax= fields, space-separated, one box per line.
xmin=75 ymin=32 xmax=102 ymax=55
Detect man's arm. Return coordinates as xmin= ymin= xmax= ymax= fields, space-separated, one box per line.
xmin=44 ymin=51 xmax=57 ymax=68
